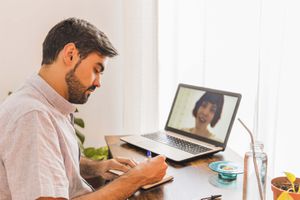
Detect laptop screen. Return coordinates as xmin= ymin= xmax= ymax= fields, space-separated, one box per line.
xmin=165 ymin=84 xmax=241 ymax=147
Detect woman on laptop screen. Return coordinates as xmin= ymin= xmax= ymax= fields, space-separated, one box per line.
xmin=182 ymin=92 xmax=224 ymax=141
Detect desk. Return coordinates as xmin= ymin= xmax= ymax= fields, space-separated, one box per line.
xmin=105 ymin=135 xmax=244 ymax=200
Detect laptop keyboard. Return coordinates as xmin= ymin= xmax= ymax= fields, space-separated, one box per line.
xmin=142 ymin=133 xmax=212 ymax=155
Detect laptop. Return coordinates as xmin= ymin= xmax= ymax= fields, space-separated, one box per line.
xmin=121 ymin=84 xmax=242 ymax=162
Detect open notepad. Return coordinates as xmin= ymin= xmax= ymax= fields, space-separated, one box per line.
xmin=109 ymin=169 xmax=174 ymax=190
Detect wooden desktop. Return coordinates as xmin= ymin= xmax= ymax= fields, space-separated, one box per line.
xmin=105 ymin=135 xmax=243 ymax=200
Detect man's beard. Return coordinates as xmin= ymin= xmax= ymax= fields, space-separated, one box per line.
xmin=65 ymin=69 xmax=95 ymax=104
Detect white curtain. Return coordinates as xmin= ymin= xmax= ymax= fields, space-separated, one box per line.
xmin=159 ymin=0 xmax=300 ymax=177
xmin=120 ymin=0 xmax=159 ymax=135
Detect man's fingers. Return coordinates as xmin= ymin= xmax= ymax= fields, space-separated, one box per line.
xmin=104 ymin=173 xmax=119 ymax=180
xmin=154 ymin=155 xmax=166 ymax=160
xmin=115 ymin=157 xmax=137 ymax=168
xmin=147 ymin=155 xmax=166 ymax=163
xmin=110 ymin=160 xmax=131 ymax=172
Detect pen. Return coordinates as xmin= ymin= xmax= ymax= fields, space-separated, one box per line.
xmin=146 ymin=150 xmax=152 ymax=161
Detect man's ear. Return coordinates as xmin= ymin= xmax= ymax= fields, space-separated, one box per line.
xmin=62 ymin=43 xmax=79 ymax=66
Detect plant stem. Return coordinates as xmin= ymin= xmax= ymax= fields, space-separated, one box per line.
xmin=238 ymin=118 xmax=264 ymax=200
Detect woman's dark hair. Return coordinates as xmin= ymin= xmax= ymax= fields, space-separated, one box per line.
xmin=42 ymin=18 xmax=118 ymax=65
xmin=192 ymin=92 xmax=224 ymax=127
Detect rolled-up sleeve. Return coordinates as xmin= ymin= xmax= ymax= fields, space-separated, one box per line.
xmin=4 ymin=110 xmax=69 ymax=200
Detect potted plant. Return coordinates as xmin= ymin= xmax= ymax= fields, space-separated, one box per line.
xmin=73 ymin=110 xmax=108 ymax=161
xmin=74 ymin=112 xmax=109 ymax=189
xmin=271 ymin=172 xmax=300 ymax=200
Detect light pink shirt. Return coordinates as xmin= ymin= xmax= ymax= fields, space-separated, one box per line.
xmin=0 ymin=74 xmax=92 ymax=199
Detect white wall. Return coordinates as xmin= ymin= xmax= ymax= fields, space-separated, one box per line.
xmin=0 ymin=0 xmax=158 ymax=147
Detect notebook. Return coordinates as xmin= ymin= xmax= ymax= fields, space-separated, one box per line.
xmin=121 ymin=83 xmax=242 ymax=162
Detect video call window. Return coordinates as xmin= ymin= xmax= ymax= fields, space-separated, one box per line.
xmin=167 ymin=87 xmax=239 ymax=143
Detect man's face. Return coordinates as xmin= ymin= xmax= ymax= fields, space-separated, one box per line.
xmin=65 ymin=52 xmax=107 ymax=104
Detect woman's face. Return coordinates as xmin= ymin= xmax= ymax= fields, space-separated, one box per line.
xmin=196 ymin=101 xmax=217 ymax=126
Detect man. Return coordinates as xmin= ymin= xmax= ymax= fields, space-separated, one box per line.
xmin=0 ymin=18 xmax=168 ymax=200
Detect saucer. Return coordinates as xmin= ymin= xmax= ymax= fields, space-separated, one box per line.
xmin=209 ymin=161 xmax=243 ymax=181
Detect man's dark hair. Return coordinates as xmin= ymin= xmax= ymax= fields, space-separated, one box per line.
xmin=192 ymin=92 xmax=224 ymax=127
xmin=42 ymin=18 xmax=118 ymax=65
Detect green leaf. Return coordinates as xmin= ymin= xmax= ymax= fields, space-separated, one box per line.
xmin=90 ymin=154 xmax=106 ymax=161
xmin=285 ymin=172 xmax=296 ymax=184
xmin=95 ymin=146 xmax=108 ymax=155
xmin=83 ymin=147 xmax=96 ymax=158
xmin=74 ymin=118 xmax=85 ymax=128
xmin=277 ymin=191 xmax=294 ymax=200
xmin=83 ymin=146 xmax=109 ymax=160
xmin=75 ymin=129 xmax=85 ymax=144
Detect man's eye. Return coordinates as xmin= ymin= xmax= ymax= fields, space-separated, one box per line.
xmin=94 ymin=68 xmax=100 ymax=74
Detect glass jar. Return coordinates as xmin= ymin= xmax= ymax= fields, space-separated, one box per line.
xmin=243 ymin=142 xmax=268 ymax=200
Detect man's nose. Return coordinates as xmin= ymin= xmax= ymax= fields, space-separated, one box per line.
xmin=94 ymin=78 xmax=101 ymax=88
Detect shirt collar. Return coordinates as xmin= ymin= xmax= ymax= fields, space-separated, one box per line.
xmin=27 ymin=74 xmax=76 ymax=115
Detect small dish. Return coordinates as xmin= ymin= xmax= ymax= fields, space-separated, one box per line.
xmin=209 ymin=161 xmax=243 ymax=181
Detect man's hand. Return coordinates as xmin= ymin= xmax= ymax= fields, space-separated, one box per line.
xmin=80 ymin=156 xmax=136 ymax=180
xmin=125 ymin=155 xmax=168 ymax=186
xmin=77 ymin=155 xmax=168 ymax=200
xmin=98 ymin=157 xmax=137 ymax=180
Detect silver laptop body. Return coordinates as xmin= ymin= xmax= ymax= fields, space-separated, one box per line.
xmin=121 ymin=84 xmax=241 ymax=162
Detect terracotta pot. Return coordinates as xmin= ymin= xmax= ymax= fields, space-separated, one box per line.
xmin=271 ymin=177 xmax=300 ymax=200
